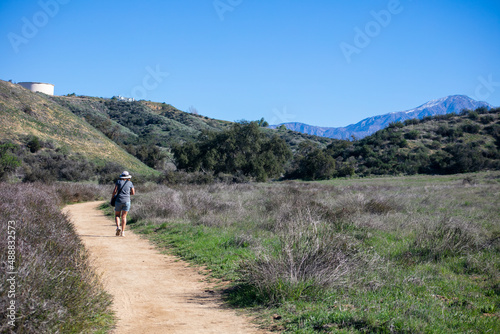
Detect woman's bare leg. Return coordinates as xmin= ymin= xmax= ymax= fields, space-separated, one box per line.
xmin=115 ymin=212 xmax=122 ymax=236
xmin=120 ymin=211 xmax=128 ymax=236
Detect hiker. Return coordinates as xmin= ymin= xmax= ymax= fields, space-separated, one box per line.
xmin=111 ymin=171 xmax=135 ymax=237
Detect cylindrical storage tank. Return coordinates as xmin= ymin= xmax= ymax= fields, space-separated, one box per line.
xmin=18 ymin=82 xmax=55 ymax=96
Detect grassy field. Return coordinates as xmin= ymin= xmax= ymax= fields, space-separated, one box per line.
xmin=125 ymin=172 xmax=500 ymax=333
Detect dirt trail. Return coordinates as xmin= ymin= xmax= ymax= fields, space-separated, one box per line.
xmin=63 ymin=201 xmax=267 ymax=334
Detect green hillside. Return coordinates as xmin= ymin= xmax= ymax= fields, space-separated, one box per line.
xmin=0 ymin=80 xmax=155 ymax=178
xmin=321 ymin=107 xmax=500 ymax=178
xmin=51 ymin=95 xmax=332 ymax=148
xmin=0 ymin=79 xmax=333 ymax=182
xmin=4 ymin=77 xmax=497 ymax=183
xmin=46 ymin=93 xmax=333 ymax=170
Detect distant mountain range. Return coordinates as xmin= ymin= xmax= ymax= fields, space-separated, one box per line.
xmin=270 ymin=95 xmax=494 ymax=140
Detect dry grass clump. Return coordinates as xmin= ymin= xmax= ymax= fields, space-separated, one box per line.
xmin=131 ymin=183 xmax=253 ymax=226
xmin=411 ymin=216 xmax=487 ymax=260
xmin=257 ymin=184 xmax=339 ymax=230
xmin=333 ymin=191 xmax=402 ymax=216
xmin=241 ymin=208 xmax=363 ymax=304
xmin=52 ymin=182 xmax=108 ymax=203
xmin=131 ymin=187 xmax=185 ymax=224
xmin=129 ymin=183 xmax=400 ymax=304
xmin=0 ymin=183 xmax=112 ymax=333
xmin=256 ymin=183 xmax=403 ymax=234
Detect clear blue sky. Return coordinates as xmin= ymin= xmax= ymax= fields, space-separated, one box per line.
xmin=1 ymin=0 xmax=499 ymax=127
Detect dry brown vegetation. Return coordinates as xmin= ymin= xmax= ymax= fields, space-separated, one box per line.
xmin=0 ymin=182 xmax=112 ymax=333
xmin=129 ymin=172 xmax=500 ymax=332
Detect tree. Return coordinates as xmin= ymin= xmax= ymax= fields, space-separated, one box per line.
xmin=257 ymin=117 xmax=269 ymax=127
xmin=172 ymin=122 xmax=291 ymax=181
xmin=0 ymin=143 xmax=21 ymax=179
xmin=27 ymin=135 xmax=41 ymax=153
xmin=287 ymin=141 xmax=336 ymax=180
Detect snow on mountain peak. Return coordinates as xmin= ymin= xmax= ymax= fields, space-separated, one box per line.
xmin=271 ymin=95 xmax=493 ymax=140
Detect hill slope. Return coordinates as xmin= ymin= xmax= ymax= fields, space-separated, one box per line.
xmin=272 ymin=95 xmax=493 ymax=140
xmin=0 ymin=79 xmax=333 ymax=181
xmin=326 ymin=107 xmax=500 ymax=177
xmin=49 ymin=94 xmax=334 ymax=153
xmin=0 ymin=80 xmax=154 ymax=175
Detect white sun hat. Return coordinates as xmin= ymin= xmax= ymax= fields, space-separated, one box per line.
xmin=119 ymin=171 xmax=132 ymax=179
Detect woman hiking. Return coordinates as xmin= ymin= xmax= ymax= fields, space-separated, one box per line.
xmin=111 ymin=171 xmax=135 ymax=237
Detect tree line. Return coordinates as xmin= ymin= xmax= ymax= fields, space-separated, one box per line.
xmin=172 ymin=107 xmax=500 ymax=181
xmin=2 ymin=107 xmax=498 ymax=183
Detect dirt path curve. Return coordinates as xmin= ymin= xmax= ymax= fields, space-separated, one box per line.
xmin=63 ymin=201 xmax=267 ymax=334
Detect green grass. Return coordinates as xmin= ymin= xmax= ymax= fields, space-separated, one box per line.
xmin=134 ymin=222 xmax=255 ymax=280
xmin=124 ymin=172 xmax=500 ymax=333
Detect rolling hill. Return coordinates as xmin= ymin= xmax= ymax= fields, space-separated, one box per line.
xmin=3 ymin=77 xmax=498 ymax=182
xmin=47 ymin=93 xmax=334 ymax=154
xmin=0 ymin=79 xmax=333 ymax=181
xmin=0 ymin=80 xmax=154 ymax=176
xmin=324 ymin=107 xmax=500 ymax=177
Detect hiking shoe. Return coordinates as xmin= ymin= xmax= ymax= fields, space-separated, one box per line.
xmin=116 ymin=228 xmax=121 ymax=236
xmin=121 ymin=231 xmax=125 ymax=237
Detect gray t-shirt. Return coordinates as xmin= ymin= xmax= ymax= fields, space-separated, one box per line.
xmin=115 ymin=179 xmax=134 ymax=203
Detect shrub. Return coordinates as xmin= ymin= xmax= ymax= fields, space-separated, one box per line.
xmin=293 ymin=148 xmax=336 ymax=180
xmin=410 ymin=217 xmax=485 ymax=261
xmin=461 ymin=122 xmax=481 ymax=134
xmin=0 ymin=183 xmax=113 ymax=333
xmin=52 ymin=182 xmax=108 ymax=203
xmin=240 ymin=212 xmax=360 ymax=304
xmin=404 ymin=118 xmax=420 ymax=126
xmin=22 ymin=164 xmax=57 ymax=183
xmin=445 ymin=142 xmax=486 ymax=173
xmin=158 ymin=170 xmax=218 ymax=185
xmin=130 ymin=186 xmax=185 ymax=224
xmin=0 ymin=142 xmax=21 ymax=180
xmin=97 ymin=161 xmax=124 ymax=184
xmin=405 ymin=130 xmax=420 ymax=140
xmin=436 ymin=125 xmax=463 ymax=139
xmin=480 ymin=115 xmax=495 ymax=124
xmin=467 ymin=111 xmax=479 ymax=120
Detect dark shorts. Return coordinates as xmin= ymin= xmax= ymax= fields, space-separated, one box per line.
xmin=115 ymin=202 xmax=131 ymax=212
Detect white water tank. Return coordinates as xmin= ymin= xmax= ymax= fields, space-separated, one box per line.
xmin=18 ymin=82 xmax=55 ymax=96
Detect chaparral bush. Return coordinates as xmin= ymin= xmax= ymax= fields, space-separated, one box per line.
xmin=0 ymin=183 xmax=113 ymax=334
